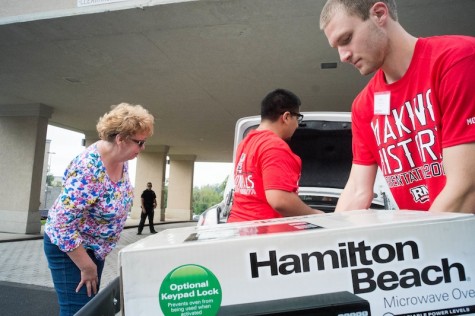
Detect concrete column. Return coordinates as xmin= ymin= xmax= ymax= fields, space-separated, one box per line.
xmin=131 ymin=145 xmax=169 ymax=221
xmin=0 ymin=104 xmax=53 ymax=234
xmin=165 ymin=155 xmax=196 ymax=221
xmin=83 ymin=130 xmax=99 ymax=147
xmin=39 ymin=140 xmax=52 ymax=209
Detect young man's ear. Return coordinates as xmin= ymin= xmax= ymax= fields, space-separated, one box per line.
xmin=280 ymin=111 xmax=290 ymax=124
xmin=370 ymin=2 xmax=389 ymax=25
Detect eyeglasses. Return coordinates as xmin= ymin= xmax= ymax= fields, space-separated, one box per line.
xmin=282 ymin=111 xmax=304 ymax=124
xmin=130 ymin=138 xmax=146 ymax=147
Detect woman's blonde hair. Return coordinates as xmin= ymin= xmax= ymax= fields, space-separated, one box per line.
xmin=96 ymin=103 xmax=154 ymax=142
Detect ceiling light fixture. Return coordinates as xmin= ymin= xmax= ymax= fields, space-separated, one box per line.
xmin=63 ymin=77 xmax=82 ymax=83
xmin=321 ymin=62 xmax=338 ymax=69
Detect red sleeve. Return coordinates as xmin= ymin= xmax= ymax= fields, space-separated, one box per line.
xmin=437 ymin=53 xmax=475 ymax=148
xmin=260 ymin=147 xmax=300 ymax=193
xmin=351 ymin=91 xmax=379 ymax=166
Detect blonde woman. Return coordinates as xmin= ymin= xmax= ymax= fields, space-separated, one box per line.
xmin=44 ymin=103 xmax=154 ymax=315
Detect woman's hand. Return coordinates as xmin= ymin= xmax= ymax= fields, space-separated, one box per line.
xmin=76 ymin=262 xmax=98 ymax=297
xmin=67 ymin=246 xmax=99 ymax=297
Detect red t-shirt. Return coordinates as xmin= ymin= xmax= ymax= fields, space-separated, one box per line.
xmin=352 ymin=35 xmax=475 ymax=210
xmin=228 ymin=129 xmax=302 ymax=222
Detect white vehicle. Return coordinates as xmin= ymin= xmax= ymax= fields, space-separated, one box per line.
xmin=198 ymin=112 xmax=397 ymax=225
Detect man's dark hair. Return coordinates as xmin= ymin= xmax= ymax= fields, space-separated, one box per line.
xmin=261 ymin=89 xmax=301 ymax=122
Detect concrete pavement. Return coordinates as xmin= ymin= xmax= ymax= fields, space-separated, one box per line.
xmin=0 ymin=217 xmax=197 ymax=315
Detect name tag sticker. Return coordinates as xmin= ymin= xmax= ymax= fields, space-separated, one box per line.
xmin=374 ymin=92 xmax=391 ymax=115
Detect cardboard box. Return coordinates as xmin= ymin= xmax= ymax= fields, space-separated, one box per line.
xmin=119 ymin=210 xmax=475 ymax=315
xmin=216 ymin=291 xmax=371 ymax=315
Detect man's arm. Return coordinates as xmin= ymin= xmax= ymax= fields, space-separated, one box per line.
xmin=335 ymin=164 xmax=378 ymax=212
xmin=265 ymin=190 xmax=324 ymax=216
xmin=141 ymin=197 xmax=146 ymax=214
xmin=429 ymin=143 xmax=475 ymax=213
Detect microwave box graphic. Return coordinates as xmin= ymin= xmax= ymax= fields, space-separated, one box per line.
xmin=119 ymin=210 xmax=475 ymax=315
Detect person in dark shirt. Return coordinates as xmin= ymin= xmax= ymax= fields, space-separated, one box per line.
xmin=137 ymin=182 xmax=158 ymax=234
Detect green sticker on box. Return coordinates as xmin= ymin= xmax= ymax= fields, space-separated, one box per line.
xmin=159 ymin=264 xmax=222 ymax=315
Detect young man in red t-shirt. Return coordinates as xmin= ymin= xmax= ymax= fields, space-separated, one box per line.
xmin=227 ymin=89 xmax=323 ymax=222
xmin=320 ymin=0 xmax=475 ymax=213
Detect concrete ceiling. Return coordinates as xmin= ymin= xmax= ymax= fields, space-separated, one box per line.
xmin=0 ymin=0 xmax=473 ymax=162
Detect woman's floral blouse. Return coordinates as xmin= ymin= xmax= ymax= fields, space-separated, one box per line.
xmin=45 ymin=143 xmax=134 ymax=261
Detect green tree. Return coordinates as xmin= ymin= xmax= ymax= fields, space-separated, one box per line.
xmin=46 ymin=174 xmax=55 ymax=186
xmin=161 ymin=185 xmax=168 ymax=208
xmin=192 ymin=183 xmax=225 ymax=215
xmin=218 ymin=175 xmax=228 ymax=193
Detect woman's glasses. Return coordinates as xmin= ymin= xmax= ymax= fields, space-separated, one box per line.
xmin=130 ymin=139 xmax=146 ymax=147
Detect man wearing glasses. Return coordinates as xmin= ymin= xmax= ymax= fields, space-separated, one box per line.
xmin=227 ymin=89 xmax=323 ymax=222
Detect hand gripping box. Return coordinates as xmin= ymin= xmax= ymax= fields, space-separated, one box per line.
xmin=119 ymin=210 xmax=475 ymax=316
